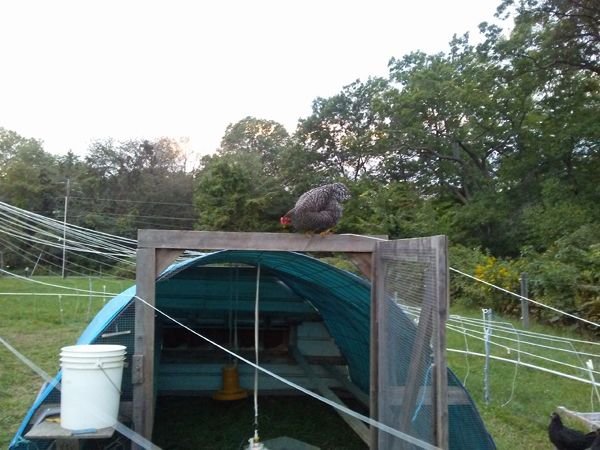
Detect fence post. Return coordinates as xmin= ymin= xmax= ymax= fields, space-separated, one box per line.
xmin=520 ymin=273 xmax=529 ymax=329
xmin=483 ymin=308 xmax=493 ymax=405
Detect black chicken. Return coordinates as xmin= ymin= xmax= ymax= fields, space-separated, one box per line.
xmin=591 ymin=430 xmax=600 ymax=450
xmin=548 ymin=412 xmax=596 ymax=450
xmin=280 ymin=183 xmax=350 ymax=233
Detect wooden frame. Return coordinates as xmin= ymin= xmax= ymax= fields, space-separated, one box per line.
xmin=133 ymin=230 xmax=449 ymax=450
xmin=132 ymin=230 xmax=383 ymax=448
xmin=370 ymin=236 xmax=449 ymax=450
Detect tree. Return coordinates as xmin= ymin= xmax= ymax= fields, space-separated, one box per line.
xmin=193 ymin=152 xmax=291 ymax=232
xmin=292 ymin=78 xmax=392 ymax=182
xmin=219 ymin=116 xmax=290 ymax=177
xmin=495 ymin=0 xmax=600 ymax=75
xmin=79 ymin=138 xmax=195 ymax=237
xmin=0 ymin=128 xmax=60 ymax=215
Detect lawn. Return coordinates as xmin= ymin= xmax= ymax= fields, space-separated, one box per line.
xmin=1 ymin=275 xmax=598 ymax=449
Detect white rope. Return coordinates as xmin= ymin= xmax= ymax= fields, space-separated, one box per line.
xmin=253 ymin=263 xmax=261 ymax=441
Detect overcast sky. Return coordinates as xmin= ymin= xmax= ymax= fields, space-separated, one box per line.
xmin=0 ymin=0 xmax=502 ymax=160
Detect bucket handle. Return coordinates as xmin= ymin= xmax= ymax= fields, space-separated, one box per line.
xmin=96 ymin=360 xmax=123 ymax=395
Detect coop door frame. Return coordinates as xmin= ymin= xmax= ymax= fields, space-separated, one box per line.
xmin=370 ymin=235 xmax=449 ymax=449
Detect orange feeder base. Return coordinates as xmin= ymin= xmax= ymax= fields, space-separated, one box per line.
xmin=213 ymin=365 xmax=248 ymax=401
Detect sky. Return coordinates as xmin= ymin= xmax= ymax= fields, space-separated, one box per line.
xmin=0 ymin=0 xmax=502 ymax=160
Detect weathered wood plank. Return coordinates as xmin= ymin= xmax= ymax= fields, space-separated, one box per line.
xmin=138 ymin=230 xmax=385 ymax=253
xmin=370 ymin=249 xmax=380 ymax=450
xmin=433 ymin=235 xmax=449 ymax=448
xmin=291 ymin=346 xmax=371 ymax=447
xmin=397 ymin=296 xmax=435 ymax=436
xmin=323 ymin=364 xmax=370 ymax=407
xmin=155 ymin=249 xmax=183 ymax=276
xmin=348 ymin=252 xmax=374 ymax=280
xmin=380 ymin=386 xmax=471 ymax=406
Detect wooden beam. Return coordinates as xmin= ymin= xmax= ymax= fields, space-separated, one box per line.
xmin=138 ymin=230 xmax=385 ymax=253
xmin=155 ymin=249 xmax=183 ymax=276
xmin=291 ymin=347 xmax=371 ymax=447
xmin=370 ymin=249 xmax=380 ymax=450
xmin=323 ymin=364 xmax=370 ymax=407
xmin=397 ymin=297 xmax=435 ymax=436
xmin=433 ymin=236 xmax=449 ymax=448
xmin=347 ymin=252 xmax=373 ymax=280
xmin=380 ymin=386 xmax=471 ymax=406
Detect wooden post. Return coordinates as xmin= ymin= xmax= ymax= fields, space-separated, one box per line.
xmin=433 ymin=235 xmax=449 ymax=449
xmin=370 ymin=248 xmax=380 ymax=450
xmin=133 ymin=247 xmax=157 ymax=448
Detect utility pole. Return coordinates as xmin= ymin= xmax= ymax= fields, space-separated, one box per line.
xmin=61 ymin=178 xmax=70 ymax=279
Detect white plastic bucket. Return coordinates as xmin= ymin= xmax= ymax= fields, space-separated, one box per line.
xmin=60 ymin=344 xmax=126 ymax=430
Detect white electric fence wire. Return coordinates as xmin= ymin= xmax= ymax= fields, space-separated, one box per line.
xmin=446 ymin=320 xmax=600 ymax=359
xmin=0 ymin=234 xmax=134 ymax=279
xmin=0 ymin=200 xmax=136 ymax=246
xmin=0 ymin=201 xmax=136 ymax=261
xmin=402 ymin=305 xmax=600 ymax=357
xmin=586 ymin=360 xmax=600 ymax=406
xmin=450 ymin=267 xmax=600 ymax=328
xmin=457 ymin=316 xmax=472 ymax=387
xmin=2 ymin=201 xmax=598 ymax=330
xmin=0 ymin=334 xmax=162 ymax=450
xmin=447 ymin=348 xmax=600 ymax=387
xmin=500 ymin=322 xmax=520 ymax=407
xmin=0 ymin=268 xmax=120 ymax=296
xmin=445 ymin=323 xmax=600 ymax=376
xmin=132 ymin=294 xmax=441 ymax=450
xmin=0 ymin=207 xmax=133 ymax=254
xmin=0 ymin=292 xmax=115 ymax=297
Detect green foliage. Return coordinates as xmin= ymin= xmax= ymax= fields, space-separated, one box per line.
xmin=294 ymin=78 xmax=391 ymax=182
xmin=219 ymin=116 xmax=290 ymax=177
xmin=521 ymin=224 xmax=600 ymax=326
xmin=450 ymin=245 xmax=521 ymax=313
xmin=193 ymin=153 xmax=291 ymax=232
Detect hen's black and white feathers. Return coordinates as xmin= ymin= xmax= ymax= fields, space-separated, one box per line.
xmin=283 ymin=183 xmax=350 ymax=233
xmin=548 ymin=412 xmax=596 ymax=450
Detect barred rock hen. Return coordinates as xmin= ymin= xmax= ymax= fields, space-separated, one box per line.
xmin=280 ymin=183 xmax=350 ymax=233
xmin=548 ymin=412 xmax=596 ymax=450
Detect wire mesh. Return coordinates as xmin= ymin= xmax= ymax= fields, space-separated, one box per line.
xmin=375 ymin=239 xmax=445 ymax=450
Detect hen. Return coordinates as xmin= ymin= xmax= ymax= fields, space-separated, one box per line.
xmin=591 ymin=430 xmax=600 ymax=450
xmin=548 ymin=412 xmax=596 ymax=450
xmin=280 ymin=183 xmax=350 ymax=233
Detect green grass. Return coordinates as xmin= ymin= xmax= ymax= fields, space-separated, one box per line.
xmin=1 ymin=276 xmax=598 ymax=449
xmin=0 ymin=275 xmax=133 ymax=447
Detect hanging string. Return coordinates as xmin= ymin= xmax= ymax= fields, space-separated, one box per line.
xmin=253 ymin=263 xmax=261 ymax=443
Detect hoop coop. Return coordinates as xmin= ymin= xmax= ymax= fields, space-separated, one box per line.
xmin=10 ymin=232 xmax=495 ymax=450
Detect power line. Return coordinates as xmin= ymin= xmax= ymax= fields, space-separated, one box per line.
xmin=69 ymin=196 xmax=194 ymax=207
